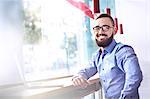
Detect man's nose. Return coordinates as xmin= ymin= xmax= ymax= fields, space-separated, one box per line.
xmin=98 ymin=28 xmax=105 ymax=34
xmin=96 ymin=30 xmax=104 ymax=36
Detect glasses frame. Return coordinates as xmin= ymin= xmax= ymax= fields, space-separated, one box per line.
xmin=93 ymin=25 xmax=113 ymax=32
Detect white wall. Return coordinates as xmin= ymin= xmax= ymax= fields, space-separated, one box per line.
xmin=115 ymin=0 xmax=150 ymax=98
xmin=0 ymin=0 xmax=24 ymax=86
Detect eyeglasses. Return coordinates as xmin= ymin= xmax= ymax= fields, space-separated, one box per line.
xmin=93 ymin=25 xmax=113 ymax=32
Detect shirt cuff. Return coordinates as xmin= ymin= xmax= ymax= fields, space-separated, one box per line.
xmin=78 ymin=72 xmax=89 ymax=80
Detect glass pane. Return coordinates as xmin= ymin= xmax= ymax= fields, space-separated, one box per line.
xmin=100 ymin=0 xmax=116 ymax=17
xmin=23 ymin=0 xmax=86 ymax=81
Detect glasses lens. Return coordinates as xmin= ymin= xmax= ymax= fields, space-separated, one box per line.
xmin=93 ymin=25 xmax=112 ymax=32
xmin=93 ymin=26 xmax=101 ymax=32
xmin=102 ymin=25 xmax=110 ymax=32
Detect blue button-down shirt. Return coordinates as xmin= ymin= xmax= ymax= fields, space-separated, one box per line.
xmin=78 ymin=39 xmax=143 ymax=99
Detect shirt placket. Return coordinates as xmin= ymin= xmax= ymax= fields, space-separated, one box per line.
xmin=99 ymin=50 xmax=108 ymax=94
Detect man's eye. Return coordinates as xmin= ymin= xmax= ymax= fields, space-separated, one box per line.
xmin=103 ymin=26 xmax=109 ymax=29
xmin=96 ymin=27 xmax=101 ymax=30
xmin=94 ymin=26 xmax=101 ymax=30
xmin=102 ymin=25 xmax=110 ymax=28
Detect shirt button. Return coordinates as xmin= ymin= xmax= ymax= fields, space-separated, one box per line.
xmin=102 ymin=68 xmax=104 ymax=70
xmin=103 ymin=80 xmax=105 ymax=82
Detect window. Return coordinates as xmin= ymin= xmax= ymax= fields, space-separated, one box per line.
xmin=100 ymin=0 xmax=116 ymax=17
xmin=23 ymin=0 xmax=95 ymax=81
xmin=0 ymin=0 xmax=23 ymax=86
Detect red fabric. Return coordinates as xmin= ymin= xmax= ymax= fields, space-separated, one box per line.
xmin=94 ymin=0 xmax=100 ymax=13
xmin=120 ymin=24 xmax=123 ymax=34
xmin=114 ymin=17 xmax=118 ymax=34
xmin=66 ymin=0 xmax=94 ymax=19
xmin=106 ymin=8 xmax=111 ymax=15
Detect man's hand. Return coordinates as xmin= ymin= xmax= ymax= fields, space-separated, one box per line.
xmin=72 ymin=75 xmax=89 ymax=88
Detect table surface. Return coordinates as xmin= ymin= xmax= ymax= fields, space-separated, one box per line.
xmin=0 ymin=75 xmax=101 ymax=99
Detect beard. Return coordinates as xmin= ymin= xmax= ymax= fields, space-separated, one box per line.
xmin=95 ymin=33 xmax=113 ymax=47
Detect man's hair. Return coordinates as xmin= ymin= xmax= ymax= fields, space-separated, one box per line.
xmin=96 ymin=14 xmax=114 ymax=26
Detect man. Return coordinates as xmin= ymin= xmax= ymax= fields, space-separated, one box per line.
xmin=72 ymin=14 xmax=143 ymax=99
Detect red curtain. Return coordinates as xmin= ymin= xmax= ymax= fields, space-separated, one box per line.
xmin=66 ymin=0 xmax=94 ymax=19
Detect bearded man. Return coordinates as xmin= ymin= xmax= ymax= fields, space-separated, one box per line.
xmin=72 ymin=14 xmax=143 ymax=99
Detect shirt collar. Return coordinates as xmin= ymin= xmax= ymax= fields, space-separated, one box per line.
xmin=104 ymin=39 xmax=117 ymax=53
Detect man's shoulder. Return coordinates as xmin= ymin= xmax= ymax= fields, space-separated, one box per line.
xmin=115 ymin=42 xmax=134 ymax=52
xmin=115 ymin=42 xmax=135 ymax=56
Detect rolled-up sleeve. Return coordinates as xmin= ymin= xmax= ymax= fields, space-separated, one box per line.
xmin=78 ymin=53 xmax=99 ymax=80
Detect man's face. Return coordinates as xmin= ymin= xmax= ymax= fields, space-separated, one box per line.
xmin=93 ymin=17 xmax=115 ymax=47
